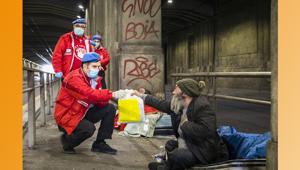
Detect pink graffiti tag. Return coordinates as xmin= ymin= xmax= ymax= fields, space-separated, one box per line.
xmin=123 ymin=57 xmax=161 ymax=86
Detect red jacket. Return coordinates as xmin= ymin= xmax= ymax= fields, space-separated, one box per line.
xmin=52 ymin=32 xmax=92 ymax=78
xmin=94 ymin=47 xmax=110 ymax=70
xmin=54 ymin=68 xmax=113 ymax=135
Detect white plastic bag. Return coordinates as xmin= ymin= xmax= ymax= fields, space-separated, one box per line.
xmin=115 ymin=89 xmax=145 ymax=123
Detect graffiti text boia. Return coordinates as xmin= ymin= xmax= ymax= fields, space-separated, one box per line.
xmin=125 ymin=20 xmax=159 ymax=40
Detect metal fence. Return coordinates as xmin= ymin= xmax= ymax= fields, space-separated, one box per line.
xmin=171 ymin=71 xmax=271 ymax=107
xmin=23 ymin=61 xmax=60 ymax=149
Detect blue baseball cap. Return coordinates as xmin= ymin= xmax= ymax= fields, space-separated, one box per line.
xmin=92 ymin=35 xmax=102 ymax=41
xmin=72 ymin=18 xmax=86 ymax=25
xmin=81 ymin=52 xmax=100 ymax=63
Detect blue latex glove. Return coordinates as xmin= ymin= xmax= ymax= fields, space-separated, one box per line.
xmin=55 ymin=72 xmax=63 ymax=78
xmin=90 ymin=40 xmax=96 ymax=47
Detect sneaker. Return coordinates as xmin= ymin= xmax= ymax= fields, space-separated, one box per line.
xmin=60 ymin=134 xmax=76 ymax=154
xmin=91 ymin=141 xmax=117 ymax=155
xmin=62 ymin=146 xmax=76 ymax=154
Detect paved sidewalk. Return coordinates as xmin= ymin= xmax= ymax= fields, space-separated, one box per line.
xmin=23 ymin=116 xmax=172 ymax=170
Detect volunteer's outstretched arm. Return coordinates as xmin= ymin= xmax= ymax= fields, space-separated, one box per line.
xmin=132 ymin=90 xmax=172 ymax=114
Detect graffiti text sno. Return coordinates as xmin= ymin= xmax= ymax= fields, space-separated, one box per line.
xmin=122 ymin=0 xmax=161 ymax=18
xmin=123 ymin=57 xmax=161 ymax=86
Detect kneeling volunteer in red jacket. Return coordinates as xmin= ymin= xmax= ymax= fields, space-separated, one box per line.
xmin=54 ymin=52 xmax=117 ymax=154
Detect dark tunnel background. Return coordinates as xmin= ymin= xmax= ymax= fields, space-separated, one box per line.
xmin=23 ymin=0 xmax=271 ymax=133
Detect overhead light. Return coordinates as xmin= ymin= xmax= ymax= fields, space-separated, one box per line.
xmin=78 ymin=5 xmax=84 ymax=9
xmin=168 ymin=0 xmax=173 ymax=3
xmin=42 ymin=64 xmax=54 ymax=74
xmin=77 ymin=15 xmax=81 ymax=19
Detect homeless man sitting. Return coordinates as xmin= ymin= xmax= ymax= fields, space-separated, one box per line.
xmin=54 ymin=52 xmax=117 ymax=154
xmin=133 ymin=79 xmax=229 ymax=170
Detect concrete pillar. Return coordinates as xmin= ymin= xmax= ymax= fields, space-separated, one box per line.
xmin=27 ymin=70 xmax=36 ymax=148
xmin=87 ymin=0 xmax=164 ymax=93
xmin=39 ymin=72 xmax=46 ymax=126
xmin=119 ymin=0 xmax=163 ymax=93
xmin=267 ymin=0 xmax=277 ymax=169
xmin=87 ymin=0 xmax=118 ymax=91
xmin=46 ymin=74 xmax=51 ymax=115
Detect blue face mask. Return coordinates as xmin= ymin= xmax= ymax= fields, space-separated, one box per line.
xmin=87 ymin=69 xmax=99 ymax=79
xmin=74 ymin=27 xmax=85 ymax=36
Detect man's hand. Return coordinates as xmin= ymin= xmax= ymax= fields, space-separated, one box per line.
xmin=131 ymin=90 xmax=144 ymax=98
xmin=55 ymin=72 xmax=63 ymax=78
xmin=112 ymin=91 xmax=118 ymax=99
xmin=182 ymin=117 xmax=188 ymax=123
xmin=112 ymin=90 xmax=127 ymax=99
xmin=111 ymin=91 xmax=119 ymax=103
xmin=90 ymin=40 xmax=96 ymax=46
xmin=113 ymin=89 xmax=136 ymax=99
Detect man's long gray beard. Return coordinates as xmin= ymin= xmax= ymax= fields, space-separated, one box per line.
xmin=170 ymin=96 xmax=184 ymax=114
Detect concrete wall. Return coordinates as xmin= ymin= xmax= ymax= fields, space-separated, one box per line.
xmin=119 ymin=0 xmax=164 ymax=93
xmin=87 ymin=0 xmax=164 ymax=93
xmin=121 ymin=0 xmax=162 ymax=43
xmin=166 ymin=21 xmax=214 ymax=84
xmin=87 ymin=0 xmax=120 ymax=91
xmin=165 ymin=0 xmax=271 ymax=91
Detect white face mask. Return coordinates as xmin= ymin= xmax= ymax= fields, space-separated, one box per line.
xmin=95 ymin=42 xmax=101 ymax=48
xmin=74 ymin=27 xmax=85 ymax=36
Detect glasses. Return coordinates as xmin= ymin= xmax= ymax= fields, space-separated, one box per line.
xmin=94 ymin=40 xmax=101 ymax=43
xmin=74 ymin=24 xmax=86 ymax=28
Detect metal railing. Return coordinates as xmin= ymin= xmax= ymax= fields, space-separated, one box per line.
xmin=23 ymin=58 xmax=43 ymax=70
xmin=171 ymin=71 xmax=271 ymax=106
xmin=23 ymin=60 xmax=60 ymax=149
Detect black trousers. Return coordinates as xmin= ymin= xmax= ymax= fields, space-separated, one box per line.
xmin=99 ymin=71 xmax=107 ymax=89
xmin=165 ymin=140 xmax=200 ymax=170
xmin=59 ymin=104 xmax=116 ymax=148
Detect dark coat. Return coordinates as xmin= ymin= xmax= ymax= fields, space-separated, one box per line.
xmin=144 ymin=95 xmax=229 ymax=164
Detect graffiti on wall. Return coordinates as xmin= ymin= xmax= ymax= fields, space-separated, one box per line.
xmin=125 ymin=20 xmax=159 ymax=40
xmin=123 ymin=57 xmax=161 ymax=86
xmin=122 ymin=0 xmax=161 ymax=41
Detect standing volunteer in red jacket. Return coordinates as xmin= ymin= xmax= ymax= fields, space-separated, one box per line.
xmin=54 ymin=52 xmax=117 ymax=155
xmin=52 ymin=18 xmax=92 ymax=79
xmin=92 ymin=35 xmax=110 ymax=89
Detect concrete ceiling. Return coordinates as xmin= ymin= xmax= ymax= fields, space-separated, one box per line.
xmin=161 ymin=0 xmax=214 ymax=36
xmin=24 ymin=0 xmax=215 ymax=65
xmin=23 ymin=0 xmax=88 ymax=65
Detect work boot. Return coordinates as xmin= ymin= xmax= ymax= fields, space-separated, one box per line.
xmin=91 ymin=141 xmax=117 ymax=155
xmin=60 ymin=134 xmax=76 ymax=154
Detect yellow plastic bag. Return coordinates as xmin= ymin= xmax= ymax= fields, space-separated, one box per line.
xmin=118 ymin=98 xmax=143 ymax=123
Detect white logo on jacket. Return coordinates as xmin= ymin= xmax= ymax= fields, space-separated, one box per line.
xmin=75 ymin=46 xmax=87 ymax=59
xmin=64 ymin=48 xmax=72 ymax=55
